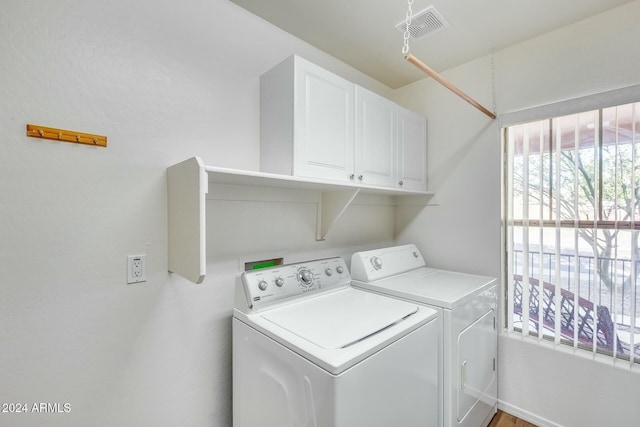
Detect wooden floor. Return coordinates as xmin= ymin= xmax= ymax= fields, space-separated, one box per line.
xmin=488 ymin=410 xmax=537 ymax=427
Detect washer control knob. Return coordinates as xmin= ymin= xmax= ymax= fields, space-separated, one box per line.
xmin=413 ymin=251 xmax=419 ymax=258
xmin=298 ymin=269 xmax=314 ymax=286
xmin=325 ymin=267 xmax=333 ymax=276
xmin=370 ymin=256 xmax=383 ymax=270
xmin=258 ymin=280 xmax=268 ymax=291
xmin=336 ymin=266 xmax=344 ymax=274
xmin=275 ymin=277 xmax=284 ymax=287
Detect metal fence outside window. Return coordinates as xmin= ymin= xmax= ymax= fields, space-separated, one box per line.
xmin=512 ymin=248 xmax=640 ymax=360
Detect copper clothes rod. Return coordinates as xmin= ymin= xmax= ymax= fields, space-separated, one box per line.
xmin=405 ymin=54 xmax=496 ymax=120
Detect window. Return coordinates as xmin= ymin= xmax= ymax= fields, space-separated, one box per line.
xmin=503 ymin=100 xmax=640 ymax=365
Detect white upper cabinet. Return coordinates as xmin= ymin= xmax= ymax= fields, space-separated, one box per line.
xmin=397 ymin=106 xmax=428 ymax=191
xmin=355 ymin=86 xmax=397 ymax=187
xmin=260 ymin=55 xmax=355 ymax=183
xmin=260 ymin=55 xmax=426 ymax=191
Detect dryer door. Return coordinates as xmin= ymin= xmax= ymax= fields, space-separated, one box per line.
xmin=456 ymin=309 xmax=496 ymax=423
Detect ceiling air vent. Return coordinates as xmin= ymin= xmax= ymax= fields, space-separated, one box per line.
xmin=395 ymin=5 xmax=450 ymax=40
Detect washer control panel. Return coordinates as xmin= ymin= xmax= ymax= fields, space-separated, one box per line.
xmin=241 ymin=257 xmax=350 ymax=309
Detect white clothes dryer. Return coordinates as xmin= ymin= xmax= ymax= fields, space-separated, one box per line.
xmin=351 ymin=244 xmax=498 ymax=427
xmin=233 ymin=256 xmax=440 ymax=427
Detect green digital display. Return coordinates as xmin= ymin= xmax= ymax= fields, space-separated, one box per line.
xmin=245 ymin=257 xmax=283 ymax=271
xmin=252 ymin=260 xmax=278 ymax=270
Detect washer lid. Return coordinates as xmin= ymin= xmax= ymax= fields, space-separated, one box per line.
xmin=353 ymin=268 xmax=496 ymax=310
xmin=261 ymin=288 xmax=418 ymax=349
xmin=242 ymin=287 xmax=437 ymax=374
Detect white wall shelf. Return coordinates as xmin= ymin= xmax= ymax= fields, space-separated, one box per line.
xmin=167 ymin=156 xmax=435 ymax=283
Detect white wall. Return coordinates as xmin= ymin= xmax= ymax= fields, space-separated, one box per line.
xmin=395 ymin=1 xmax=640 ymax=426
xmin=5 ymin=0 xmax=640 ymax=425
xmin=0 ymin=1 xmax=395 ymax=426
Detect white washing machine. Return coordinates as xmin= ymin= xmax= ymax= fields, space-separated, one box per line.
xmin=233 ymin=256 xmax=441 ymax=427
xmin=351 ymin=244 xmax=498 ymax=427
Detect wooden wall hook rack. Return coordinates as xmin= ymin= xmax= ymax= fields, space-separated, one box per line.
xmin=26 ymin=124 xmax=107 ymax=147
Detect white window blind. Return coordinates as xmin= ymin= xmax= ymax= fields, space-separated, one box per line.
xmin=504 ymin=101 xmax=640 ymax=365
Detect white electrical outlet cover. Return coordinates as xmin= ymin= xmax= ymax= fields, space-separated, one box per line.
xmin=127 ymin=255 xmax=146 ymax=284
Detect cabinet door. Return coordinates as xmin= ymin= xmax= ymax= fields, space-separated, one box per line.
xmin=293 ymin=58 xmax=355 ymax=182
xmin=354 ymin=86 xmax=397 ymax=187
xmin=397 ymin=107 xmax=427 ymax=191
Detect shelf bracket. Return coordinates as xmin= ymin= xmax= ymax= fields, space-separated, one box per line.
xmin=316 ymin=189 xmax=361 ymax=241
